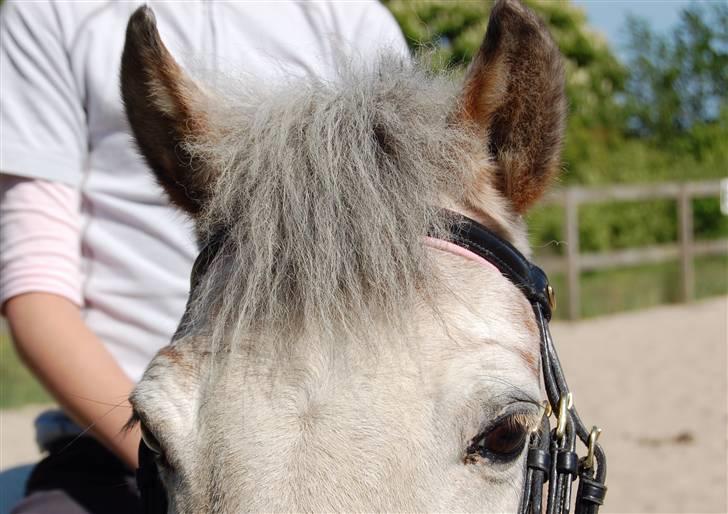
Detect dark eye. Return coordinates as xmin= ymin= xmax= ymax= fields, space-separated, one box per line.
xmin=467 ymin=413 xmax=531 ymax=463
xmin=140 ymin=422 xmax=163 ymax=455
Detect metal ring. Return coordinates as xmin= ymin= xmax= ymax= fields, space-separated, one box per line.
xmin=555 ymin=392 xmax=573 ymax=440
xmin=584 ymin=425 xmax=602 ymax=470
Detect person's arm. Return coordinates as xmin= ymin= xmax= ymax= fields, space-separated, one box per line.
xmin=0 ymin=176 xmax=140 ymax=469
xmin=0 ymin=2 xmax=141 ymax=467
xmin=5 ymin=294 xmax=141 ymax=469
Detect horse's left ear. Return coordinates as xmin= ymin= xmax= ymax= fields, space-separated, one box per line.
xmin=458 ymin=0 xmax=566 ymax=214
xmin=121 ymin=6 xmax=215 ymax=216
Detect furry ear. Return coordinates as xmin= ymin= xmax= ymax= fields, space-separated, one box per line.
xmin=121 ymin=6 xmax=214 ymax=215
xmin=458 ymin=0 xmax=566 ymax=214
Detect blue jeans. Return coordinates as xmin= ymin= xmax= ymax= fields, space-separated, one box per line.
xmin=10 ymin=411 xmax=141 ymax=514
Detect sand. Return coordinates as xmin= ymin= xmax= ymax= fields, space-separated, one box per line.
xmin=1 ymin=296 xmax=726 ymax=513
xmin=550 ymin=296 xmax=727 ymax=513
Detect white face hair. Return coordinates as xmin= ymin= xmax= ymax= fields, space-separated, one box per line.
xmin=122 ymin=1 xmax=565 ymax=512
xmin=132 ymin=254 xmax=544 ymax=513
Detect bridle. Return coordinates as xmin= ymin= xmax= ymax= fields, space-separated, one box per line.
xmin=437 ymin=213 xmax=608 ymax=514
xmin=136 ymin=211 xmax=607 ymax=514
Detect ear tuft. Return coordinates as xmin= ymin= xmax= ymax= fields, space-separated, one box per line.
xmin=459 ymin=0 xmax=566 ymax=213
xmin=121 ymin=6 xmax=214 ymax=215
xmin=127 ymin=5 xmax=158 ymax=45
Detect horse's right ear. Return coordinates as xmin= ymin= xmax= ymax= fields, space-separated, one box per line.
xmin=121 ymin=6 xmax=214 ymax=216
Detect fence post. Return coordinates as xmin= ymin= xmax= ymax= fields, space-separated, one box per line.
xmin=678 ymin=184 xmax=694 ymax=301
xmin=565 ymin=188 xmax=581 ymax=320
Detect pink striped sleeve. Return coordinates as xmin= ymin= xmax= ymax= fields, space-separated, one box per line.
xmin=0 ymin=175 xmax=83 ymax=310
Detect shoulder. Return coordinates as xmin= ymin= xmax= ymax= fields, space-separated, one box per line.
xmin=308 ymin=1 xmax=408 ymax=58
xmin=320 ymin=1 xmax=401 ymax=35
xmin=1 ymin=0 xmax=121 ymax=48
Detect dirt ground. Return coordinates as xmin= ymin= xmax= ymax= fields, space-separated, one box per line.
xmin=550 ymin=296 xmax=727 ymax=513
xmin=1 ymin=297 xmax=726 ymax=513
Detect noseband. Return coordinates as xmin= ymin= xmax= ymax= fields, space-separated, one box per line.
xmin=137 ymin=211 xmax=607 ymax=513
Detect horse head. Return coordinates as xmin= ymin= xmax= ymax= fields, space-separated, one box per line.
xmin=121 ymin=1 xmax=569 ymax=511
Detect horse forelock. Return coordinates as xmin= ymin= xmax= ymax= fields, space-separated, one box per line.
xmin=181 ymin=54 xmax=502 ymax=350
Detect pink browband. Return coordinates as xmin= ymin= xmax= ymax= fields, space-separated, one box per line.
xmin=423 ymin=236 xmax=500 ymax=273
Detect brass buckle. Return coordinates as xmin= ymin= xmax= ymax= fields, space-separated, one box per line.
xmin=547 ymin=284 xmax=556 ymax=311
xmin=543 ymin=399 xmax=552 ymax=418
xmin=584 ymin=426 xmax=602 ymax=470
xmin=555 ymin=392 xmax=573 ymax=441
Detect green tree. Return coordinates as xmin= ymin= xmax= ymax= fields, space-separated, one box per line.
xmin=623 ymin=3 xmax=728 ymax=140
xmin=383 ymin=0 xmax=627 ymax=184
xmin=383 ymin=0 xmax=728 ymax=254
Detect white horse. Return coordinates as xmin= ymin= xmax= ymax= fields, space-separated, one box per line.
xmin=121 ymin=0 xmax=566 ymax=511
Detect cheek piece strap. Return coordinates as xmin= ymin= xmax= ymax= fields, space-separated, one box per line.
xmin=434 ymin=212 xmax=607 ymax=514
xmin=137 ymin=442 xmax=168 ymax=514
xmin=136 ymin=212 xmax=607 ymax=514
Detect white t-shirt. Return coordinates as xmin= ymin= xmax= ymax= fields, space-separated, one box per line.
xmin=0 ymin=0 xmax=408 ymax=382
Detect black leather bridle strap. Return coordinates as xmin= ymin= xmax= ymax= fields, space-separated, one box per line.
xmin=439 ymin=213 xmax=553 ymax=321
xmin=433 ymin=212 xmax=607 ymax=514
xmin=137 ymin=440 xmax=168 ymax=513
xmin=520 ymin=415 xmax=551 ymax=513
xmin=516 ymin=296 xmax=607 ymax=514
xmin=190 ymin=226 xmax=228 ymax=291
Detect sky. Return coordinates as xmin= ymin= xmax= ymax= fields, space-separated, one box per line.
xmin=573 ymin=0 xmax=694 ymax=57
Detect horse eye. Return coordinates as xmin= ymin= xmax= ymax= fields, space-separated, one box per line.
xmin=467 ymin=413 xmax=530 ymax=463
xmin=140 ymin=422 xmax=163 ymax=456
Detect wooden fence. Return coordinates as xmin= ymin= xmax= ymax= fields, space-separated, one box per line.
xmin=535 ymin=179 xmax=728 ymax=320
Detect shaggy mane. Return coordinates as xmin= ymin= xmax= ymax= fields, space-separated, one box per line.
xmin=184 ymin=55 xmax=483 ymax=347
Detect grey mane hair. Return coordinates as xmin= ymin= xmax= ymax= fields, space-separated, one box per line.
xmin=184 ymin=54 xmax=485 ymax=351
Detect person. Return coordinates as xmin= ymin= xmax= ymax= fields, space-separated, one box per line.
xmin=0 ymin=1 xmax=408 ymax=512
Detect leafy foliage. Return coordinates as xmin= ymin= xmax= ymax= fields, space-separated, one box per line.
xmin=383 ymin=0 xmax=727 ymax=254
xmin=384 ymin=0 xmax=626 ymax=139
xmin=623 ymin=4 xmax=728 ymax=139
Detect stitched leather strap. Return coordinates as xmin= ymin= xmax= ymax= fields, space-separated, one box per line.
xmin=436 ymin=212 xmax=553 ymax=321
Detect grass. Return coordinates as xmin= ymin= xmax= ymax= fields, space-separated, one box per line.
xmin=544 ymin=254 xmax=727 ymax=320
xmin=0 ymin=255 xmax=725 ymax=408
xmin=0 ymin=326 xmax=51 ymax=409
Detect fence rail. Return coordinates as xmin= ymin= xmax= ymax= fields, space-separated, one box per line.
xmin=536 ymin=179 xmax=728 ymax=319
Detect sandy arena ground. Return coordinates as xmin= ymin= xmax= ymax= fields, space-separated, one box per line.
xmin=1 ymin=297 xmax=726 ymax=513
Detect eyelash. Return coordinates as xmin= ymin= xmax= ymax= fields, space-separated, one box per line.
xmin=466 ymin=410 xmax=535 ymax=464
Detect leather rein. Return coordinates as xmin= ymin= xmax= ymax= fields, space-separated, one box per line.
xmin=137 ymin=211 xmax=608 ymax=513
